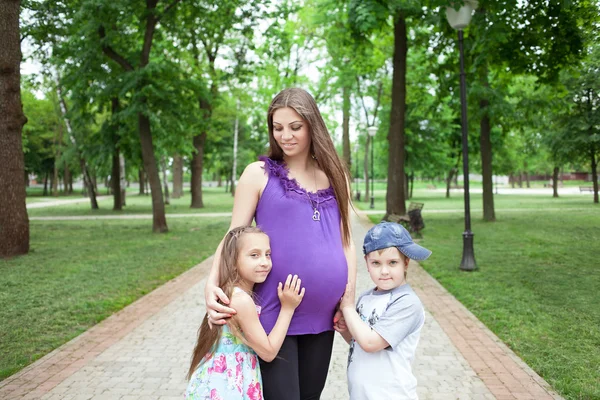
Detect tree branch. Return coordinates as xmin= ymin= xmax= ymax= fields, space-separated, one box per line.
xmin=373 ymin=81 xmax=383 ymax=123
xmin=98 ymin=26 xmax=134 ymax=71
xmin=157 ymin=0 xmax=183 ymax=22
xmin=356 ymin=76 xmax=371 ymax=125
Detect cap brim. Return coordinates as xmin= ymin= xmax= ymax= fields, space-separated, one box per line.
xmin=397 ymin=243 xmax=432 ymax=261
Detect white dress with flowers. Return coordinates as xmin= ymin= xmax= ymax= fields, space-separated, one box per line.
xmin=185 ymin=290 xmax=263 ymax=400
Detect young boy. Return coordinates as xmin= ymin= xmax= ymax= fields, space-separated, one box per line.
xmin=338 ymin=222 xmax=432 ymax=400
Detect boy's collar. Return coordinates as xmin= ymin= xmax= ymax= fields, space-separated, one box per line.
xmin=372 ymin=283 xmax=410 ymax=295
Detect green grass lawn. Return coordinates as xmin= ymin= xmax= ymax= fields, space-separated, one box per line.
xmin=0 ymin=217 xmax=228 ymax=381
xmin=27 ymin=187 xmax=235 ymax=217
xmin=361 ymin=193 xmax=599 ymax=400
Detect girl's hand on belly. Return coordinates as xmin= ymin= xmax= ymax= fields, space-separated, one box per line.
xmin=278 ymin=274 xmax=306 ymax=311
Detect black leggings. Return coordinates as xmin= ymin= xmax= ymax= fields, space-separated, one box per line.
xmin=259 ymin=331 xmax=335 ymax=400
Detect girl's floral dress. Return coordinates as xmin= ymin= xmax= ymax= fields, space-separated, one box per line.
xmin=185 ymin=289 xmax=262 ymax=400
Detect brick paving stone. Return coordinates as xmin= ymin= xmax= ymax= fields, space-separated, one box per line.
xmin=0 ymin=212 xmax=567 ymax=400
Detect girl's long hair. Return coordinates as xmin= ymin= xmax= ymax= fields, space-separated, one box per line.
xmin=267 ymin=88 xmax=352 ymax=247
xmin=187 ymin=226 xmax=266 ymax=380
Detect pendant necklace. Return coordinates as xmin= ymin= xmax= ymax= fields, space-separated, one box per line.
xmin=305 ymin=167 xmax=320 ymax=221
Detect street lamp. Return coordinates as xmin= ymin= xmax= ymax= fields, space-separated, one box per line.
xmin=367 ymin=126 xmax=377 ymax=209
xmin=353 ymin=143 xmax=361 ymax=201
xmin=446 ymin=1 xmax=478 ymax=271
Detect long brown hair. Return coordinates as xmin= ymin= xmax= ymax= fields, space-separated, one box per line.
xmin=267 ymin=88 xmax=352 ymax=246
xmin=187 ymin=226 xmax=267 ymax=380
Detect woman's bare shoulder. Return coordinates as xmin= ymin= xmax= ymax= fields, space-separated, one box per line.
xmin=241 ymin=161 xmax=266 ymax=178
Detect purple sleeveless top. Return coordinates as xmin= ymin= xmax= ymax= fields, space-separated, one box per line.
xmin=254 ymin=157 xmax=348 ymax=335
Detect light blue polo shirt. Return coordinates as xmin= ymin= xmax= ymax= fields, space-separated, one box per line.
xmin=347 ymin=284 xmax=425 ymax=400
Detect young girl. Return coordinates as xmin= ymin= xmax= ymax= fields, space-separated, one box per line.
xmin=185 ymin=226 xmax=305 ymax=400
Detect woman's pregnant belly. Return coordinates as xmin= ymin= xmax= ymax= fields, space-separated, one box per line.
xmin=254 ymin=238 xmax=348 ymax=335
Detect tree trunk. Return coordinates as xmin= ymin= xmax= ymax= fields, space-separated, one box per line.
xmin=552 ymin=166 xmax=559 ymax=198
xmin=591 ymin=143 xmax=598 ymax=204
xmin=342 ymin=85 xmax=351 ymax=169
xmin=139 ymin=112 xmax=168 ymax=232
xmin=63 ymin=165 xmax=70 ymax=194
xmin=191 ymin=95 xmax=211 ymax=208
xmin=409 ymin=172 xmax=414 ymax=199
xmin=112 ymin=146 xmax=122 ymax=210
xmin=161 ymin=157 xmax=170 ymax=205
xmin=446 ymin=168 xmax=455 ymax=198
xmin=191 ymin=132 xmax=207 ymax=208
xmin=52 ymin=162 xmax=59 ymax=196
xmin=43 ymin=172 xmax=49 ymax=195
xmin=560 ymin=167 xmax=564 ymax=184
xmin=172 ymin=154 xmax=184 ymax=198
xmin=120 ymin=154 xmax=126 ymax=206
xmin=217 ymin=172 xmax=222 ymax=188
xmin=80 ymin=159 xmax=98 ymax=209
xmin=111 ymin=98 xmax=122 ymax=211
xmin=524 ymin=161 xmax=530 ymax=188
xmin=139 ymin=168 xmax=146 ymax=195
xmin=52 ymin=121 xmax=63 ymax=197
xmin=0 ymin=0 xmax=29 ymax=257
xmin=232 ymin=101 xmax=239 ymax=197
xmin=385 ymin=11 xmax=408 ymax=218
xmin=479 ymin=76 xmax=495 ymax=221
xmin=364 ymin=135 xmax=370 ymax=202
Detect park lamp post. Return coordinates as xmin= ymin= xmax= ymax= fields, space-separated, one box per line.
xmin=353 ymin=143 xmax=361 ymax=201
xmin=446 ymin=1 xmax=478 ymax=271
xmin=367 ymin=126 xmax=377 ymax=209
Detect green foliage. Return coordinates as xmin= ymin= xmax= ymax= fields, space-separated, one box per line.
xmin=21 ymin=86 xmax=63 ymax=177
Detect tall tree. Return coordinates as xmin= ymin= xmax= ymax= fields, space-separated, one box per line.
xmin=176 ymin=0 xmax=261 ymax=208
xmin=560 ymin=45 xmax=600 ymax=203
xmin=0 ymin=0 xmax=29 ymax=257
xmin=95 ymin=0 xmax=183 ymax=232
xmin=472 ymin=0 xmax=589 ymax=220
xmin=348 ymin=0 xmax=431 ymax=217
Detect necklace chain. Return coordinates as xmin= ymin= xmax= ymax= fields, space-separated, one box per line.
xmin=305 ymin=166 xmax=320 ymax=222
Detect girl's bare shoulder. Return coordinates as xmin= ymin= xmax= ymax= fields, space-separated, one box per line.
xmin=229 ymin=289 xmax=256 ymax=312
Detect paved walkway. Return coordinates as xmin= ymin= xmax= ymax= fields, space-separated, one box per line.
xmin=27 ymin=197 xmax=111 ymax=209
xmin=0 ymin=212 xmax=563 ymax=400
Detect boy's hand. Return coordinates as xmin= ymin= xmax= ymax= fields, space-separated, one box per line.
xmin=333 ymin=312 xmax=348 ymax=332
xmin=278 ymin=274 xmax=305 ymax=311
xmin=340 ymin=283 xmax=355 ymax=311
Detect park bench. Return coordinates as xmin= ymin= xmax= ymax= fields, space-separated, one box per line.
xmin=579 ymin=186 xmax=594 ymax=193
xmin=387 ymin=202 xmax=425 ymax=237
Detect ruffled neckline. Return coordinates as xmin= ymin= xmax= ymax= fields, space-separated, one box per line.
xmin=260 ymin=156 xmax=336 ymax=203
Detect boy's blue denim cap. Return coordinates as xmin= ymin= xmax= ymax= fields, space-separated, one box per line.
xmin=363 ymin=222 xmax=432 ymax=261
